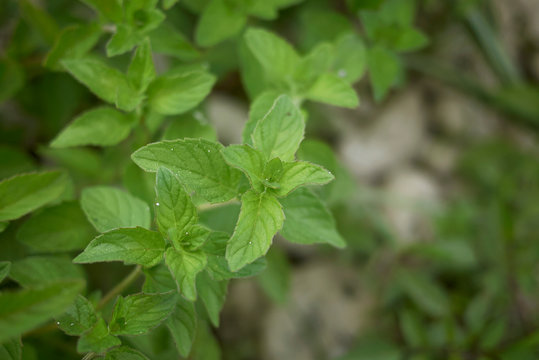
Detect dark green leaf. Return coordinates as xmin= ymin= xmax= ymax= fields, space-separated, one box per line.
xmin=55 ymin=295 xmax=98 ymax=336
xmin=77 ymin=317 xmax=121 ymax=353
xmin=0 ymin=261 xmax=11 ymax=283
xmin=9 ymin=256 xmax=85 ymax=288
xmin=166 ymin=297 xmax=197 ymax=357
xmin=104 ymin=346 xmax=151 ymax=360
xmin=196 ymin=271 xmax=228 ymax=327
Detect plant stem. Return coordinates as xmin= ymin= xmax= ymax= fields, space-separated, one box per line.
xmin=81 ymin=352 xmax=96 ymax=360
xmin=96 ymin=265 xmax=142 ymax=311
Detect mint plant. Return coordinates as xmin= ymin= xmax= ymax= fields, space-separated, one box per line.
xmin=0 ymin=0 xmax=431 ymax=358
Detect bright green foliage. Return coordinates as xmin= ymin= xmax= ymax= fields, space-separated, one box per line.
xmin=165 ymin=247 xmax=207 ymax=301
xmin=80 ymin=186 xmax=151 ymax=232
xmin=147 ymin=70 xmax=216 ymax=115
xmin=132 ymin=139 xmax=242 ymax=203
xmin=55 ymin=295 xmax=98 ymax=336
xmin=62 ymin=59 xmax=142 ymax=111
xmin=367 ymin=46 xmax=401 ymax=101
xmin=0 ymin=262 xmax=10 ymax=283
xmin=127 ymin=39 xmax=156 ymax=93
xmin=305 ymin=73 xmax=359 ymax=108
xmin=251 ymin=95 xmax=304 ymax=161
xmin=166 ymin=297 xmax=198 ymax=357
xmin=279 ymin=188 xmax=346 ymax=248
xmin=80 ymin=0 xmax=123 ymax=23
xmin=9 ymin=256 xmax=85 ymax=288
xmin=105 ymin=346 xmax=151 ymax=360
xmin=221 ymin=144 xmax=267 ymax=191
xmin=275 ymin=161 xmax=334 ymax=196
xmin=196 ymin=271 xmax=228 ymax=327
xmin=0 ymin=171 xmax=69 ymax=222
xmin=50 ymin=106 xmax=136 ymax=148
xmin=17 ymin=201 xmax=94 ymax=253
xmin=109 ymin=292 xmax=178 ymax=335
xmin=74 ymin=227 xmax=166 ymax=267
xmin=195 ymin=0 xmax=247 ymax=47
xmin=155 ymin=167 xmax=197 ymax=236
xmin=77 ymin=317 xmax=121 ymax=353
xmin=226 ymin=190 xmax=284 ymax=271
xmin=0 ymin=280 xmax=84 ymax=343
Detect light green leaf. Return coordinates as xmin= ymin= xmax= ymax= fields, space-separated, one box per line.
xmin=81 ymin=186 xmax=151 ymax=233
xmin=62 ymin=58 xmax=142 ymax=111
xmin=367 ymin=45 xmax=401 ymax=102
xmin=165 ymin=247 xmax=207 ymax=301
xmin=226 ymin=190 xmax=284 ymax=271
xmin=142 ymin=264 xmax=177 ymax=294
xmin=203 ymin=232 xmax=266 ymax=281
xmin=132 ymin=139 xmax=241 ymax=203
xmin=251 ymin=95 xmax=304 ymax=161
xmin=196 ymin=271 xmax=228 ymax=327
xmin=74 ymin=227 xmax=165 ymax=267
xmin=0 ymin=261 xmax=10 ymax=283
xmin=147 ymin=71 xmax=216 ymax=115
xmin=80 ymin=0 xmax=123 ymax=23
xmin=166 ymin=297 xmax=197 ymax=357
xmin=392 ymin=28 xmax=429 ymax=52
xmin=279 ymin=188 xmax=345 ymax=247
xmin=50 ymin=106 xmax=136 ymax=148
xmin=195 ymin=0 xmax=247 ymax=47
xmin=244 ymin=28 xmax=300 ymax=86
xmin=105 ymin=346 xmax=151 ymax=360
xmin=0 ymin=337 xmax=21 ymax=360
xmin=149 ymin=23 xmax=200 ymax=61
xmin=0 ymin=280 xmax=84 ymax=343
xmin=177 ymin=225 xmax=211 ymax=251
xmin=242 ymin=91 xmax=281 ymax=144
xmin=190 ymin=321 xmax=221 ymax=359
xmin=305 ymin=73 xmax=359 ymax=108
xmin=221 ymin=144 xmax=266 ymax=192
xmin=127 ymin=38 xmax=155 ymax=92
xmin=10 ymin=256 xmax=85 ymax=288
xmin=162 ymin=113 xmax=217 ymax=141
xmin=155 ymin=167 xmax=197 ymax=237
xmin=17 ymin=201 xmax=95 ymax=253
xmin=274 ymin=161 xmax=334 ymax=197
xmin=0 ymin=171 xmax=69 ymax=222
xmin=106 ymin=24 xmax=143 ymax=58
xmin=55 ymin=295 xmax=98 ymax=336
xmin=44 ymin=23 xmax=102 ymax=71
xmin=332 ymin=33 xmax=367 ymax=84
xmin=77 ymin=317 xmax=121 ymax=354
xmin=109 ymin=292 xmax=178 ymax=336
xmin=294 ymin=43 xmax=333 ymax=86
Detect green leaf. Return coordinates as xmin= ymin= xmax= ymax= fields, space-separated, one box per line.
xmin=196 ymin=271 xmax=228 ymax=327
xmin=105 ymin=346 xmax=151 ymax=360
xmin=9 ymin=256 xmax=85 ymax=288
xmin=257 ymin=247 xmax=290 ymax=304
xmin=0 ymin=171 xmax=69 ymax=222
xmin=166 ymin=297 xmax=197 ymax=357
xmin=74 ymin=227 xmax=165 ymax=267
xmin=367 ymin=46 xmax=401 ymax=102
xmin=77 ymin=317 xmax=121 ymax=354
xmin=149 ymin=23 xmax=200 ymax=61
xmin=80 ymin=0 xmax=123 ymax=23
xmin=190 ymin=321 xmax=221 ymax=359
xmin=19 ymin=0 xmax=59 ymax=46
xmin=221 ymin=144 xmax=266 ymax=192
xmin=244 ymin=28 xmax=300 ymax=87
xmin=294 ymin=43 xmax=333 ymax=86
xmin=279 ymin=188 xmax=345 ymax=247
xmin=0 ymin=146 xmax=35 ymax=180
xmin=17 ymin=201 xmax=95 ymax=253
xmin=332 ymin=33 xmax=367 ymax=84
xmin=143 ymin=264 xmax=177 ymax=294
xmin=55 ymin=295 xmax=98 ymax=336
xmin=127 ymin=38 xmax=155 ymax=93
xmin=0 ymin=280 xmax=84 ymax=343
xmin=109 ymin=292 xmax=178 ymax=336
xmin=81 ymin=186 xmax=151 ymax=232
xmin=62 ymin=58 xmax=142 ymax=111
xmin=162 ymin=113 xmax=217 ymax=141
xmin=0 ymin=261 xmax=10 ymax=283
xmin=242 ymin=91 xmax=281 ymax=144
xmin=226 ymin=190 xmax=284 ymax=271
xmin=195 ymin=0 xmax=247 ymax=47
xmin=391 ymin=28 xmax=429 ymax=52
xmin=106 ymin=24 xmax=143 ymax=58
xmin=165 ymin=247 xmax=207 ymax=301
xmin=0 ymin=58 xmax=24 ymax=103
xmin=155 ymin=167 xmax=197 ymax=237
xmin=147 ymin=71 xmax=216 ymax=115
xmin=203 ymin=232 xmax=266 ymax=281
xmin=50 ymin=106 xmax=136 ymax=148
xmin=44 ymin=23 xmax=102 ymax=71
xmin=177 ymin=225 xmax=211 ymax=251
xmin=305 ymin=73 xmax=359 ymax=108
xmin=132 ymin=139 xmax=241 ymax=203
xmin=251 ymin=95 xmax=304 ymax=161
xmin=0 ymin=337 xmax=21 ymax=360
xmin=274 ymin=161 xmax=334 ymax=196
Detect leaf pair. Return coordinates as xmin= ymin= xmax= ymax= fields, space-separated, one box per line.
xmin=239 ymin=27 xmax=362 ymax=108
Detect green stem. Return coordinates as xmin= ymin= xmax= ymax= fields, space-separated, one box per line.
xmin=96 ymin=265 xmax=142 ymax=311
